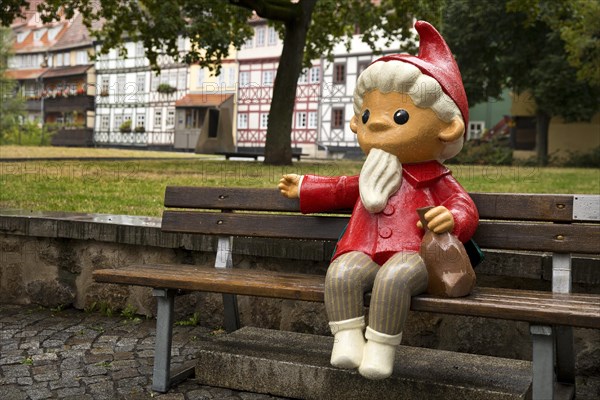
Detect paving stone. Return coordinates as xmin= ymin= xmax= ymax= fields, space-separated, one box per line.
xmin=0 ymin=305 xmax=284 ymax=400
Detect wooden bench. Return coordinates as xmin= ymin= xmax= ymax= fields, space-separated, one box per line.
xmin=217 ymin=147 xmax=306 ymax=161
xmin=93 ymin=187 xmax=600 ymax=399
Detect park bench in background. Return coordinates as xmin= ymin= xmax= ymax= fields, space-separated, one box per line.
xmin=93 ymin=187 xmax=600 ymax=399
xmin=216 ymin=146 xmax=306 ymax=161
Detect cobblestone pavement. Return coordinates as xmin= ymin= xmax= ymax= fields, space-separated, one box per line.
xmin=0 ymin=304 xmax=287 ymax=400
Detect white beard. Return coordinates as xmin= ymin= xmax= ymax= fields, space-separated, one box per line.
xmin=359 ymin=148 xmax=402 ymax=214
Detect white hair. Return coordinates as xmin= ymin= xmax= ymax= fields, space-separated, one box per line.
xmin=353 ymin=60 xmax=464 ymax=160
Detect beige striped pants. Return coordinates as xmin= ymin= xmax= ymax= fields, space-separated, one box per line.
xmin=324 ymin=251 xmax=428 ymax=335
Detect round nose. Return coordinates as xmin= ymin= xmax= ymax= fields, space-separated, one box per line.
xmin=367 ymin=117 xmax=390 ymax=132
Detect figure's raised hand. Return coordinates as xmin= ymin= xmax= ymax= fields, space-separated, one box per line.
xmin=417 ymin=206 xmax=455 ymax=234
xmin=278 ymin=174 xmax=301 ymax=199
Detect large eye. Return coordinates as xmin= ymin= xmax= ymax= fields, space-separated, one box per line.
xmin=394 ymin=109 xmax=409 ymax=125
xmin=362 ymin=109 xmax=370 ymax=124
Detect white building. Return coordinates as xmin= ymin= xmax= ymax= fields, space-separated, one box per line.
xmin=236 ymin=19 xmax=321 ymax=157
xmin=93 ymin=39 xmax=188 ymax=148
xmin=318 ymin=33 xmax=408 ymax=158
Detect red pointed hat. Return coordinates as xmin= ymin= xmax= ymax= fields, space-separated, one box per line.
xmin=373 ymin=20 xmax=469 ymax=127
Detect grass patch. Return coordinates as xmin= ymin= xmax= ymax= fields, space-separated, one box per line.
xmin=0 ymin=157 xmax=597 ymax=217
xmin=0 ymin=145 xmax=214 ymax=159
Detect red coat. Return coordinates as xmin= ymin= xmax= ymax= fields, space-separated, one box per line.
xmin=300 ymin=161 xmax=478 ymax=265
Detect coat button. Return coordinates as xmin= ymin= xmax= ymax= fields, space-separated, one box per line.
xmin=382 ymin=204 xmax=395 ymax=216
xmin=379 ymin=227 xmax=392 ymax=238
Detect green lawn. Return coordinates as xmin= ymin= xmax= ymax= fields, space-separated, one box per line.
xmin=1 ymin=157 xmax=598 ymax=217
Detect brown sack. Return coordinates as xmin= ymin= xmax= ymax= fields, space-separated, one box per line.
xmin=417 ymin=206 xmax=476 ymax=297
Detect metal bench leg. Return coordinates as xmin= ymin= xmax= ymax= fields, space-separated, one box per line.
xmin=530 ymin=325 xmax=555 ymax=400
xmin=152 ymin=288 xmax=175 ymax=393
xmin=552 ymin=253 xmax=575 ymax=398
xmin=216 ymin=236 xmax=240 ymax=332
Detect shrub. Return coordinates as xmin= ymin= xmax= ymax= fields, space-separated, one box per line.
xmin=119 ymin=120 xmax=132 ymax=133
xmin=134 ymin=125 xmax=145 ymax=133
xmin=557 ymin=146 xmax=600 ymax=168
xmin=157 ymin=83 xmax=176 ymax=94
xmin=447 ymin=136 xmax=513 ymax=165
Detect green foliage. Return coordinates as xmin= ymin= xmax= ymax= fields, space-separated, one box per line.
xmin=0 ymin=120 xmax=55 ymax=146
xmin=442 ymin=0 xmax=600 ymax=165
xmin=175 ymin=312 xmax=201 ymax=327
xmin=134 ymin=125 xmax=146 ymax=133
xmin=120 ymin=303 xmax=138 ymax=320
xmin=1 ymin=26 xmax=26 ymax=142
xmin=156 ymin=83 xmax=176 ymax=94
xmin=557 ymin=146 xmax=600 ymax=168
xmin=21 ymin=357 xmax=33 ymax=366
xmin=119 ymin=120 xmax=132 ymax=133
xmin=447 ymin=137 xmax=513 ymax=166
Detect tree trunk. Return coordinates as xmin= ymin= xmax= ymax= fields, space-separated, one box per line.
xmin=535 ymin=111 xmax=550 ymax=166
xmin=263 ymin=0 xmax=317 ymax=165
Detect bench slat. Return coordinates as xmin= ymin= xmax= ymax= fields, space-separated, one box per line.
xmin=164 ymin=187 xmax=575 ymax=222
xmin=93 ymin=264 xmax=600 ymax=329
xmin=161 ymin=211 xmax=600 ymax=254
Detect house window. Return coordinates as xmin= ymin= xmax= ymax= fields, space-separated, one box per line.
xmin=16 ymin=31 xmax=28 ymax=43
xmin=185 ymin=109 xmax=202 ymax=129
xmin=101 ymin=77 xmax=110 ymax=93
xmin=238 ymin=114 xmax=248 ymax=129
xmin=136 ymin=114 xmax=145 ymax=128
xmin=333 ymin=63 xmax=346 ymax=84
xmin=169 ymin=71 xmax=178 ymax=88
xmin=309 ymin=67 xmax=320 ymax=83
xmin=331 ymin=108 xmax=344 ymax=129
xmin=33 ymin=29 xmax=45 ymax=41
xmin=308 ymin=111 xmax=318 ymax=129
xmin=100 ymin=115 xmax=109 ymax=130
xmin=228 ymin=67 xmax=235 ymax=86
xmin=296 ymin=112 xmax=307 ymax=128
xmin=62 ymin=52 xmax=70 ymax=66
xmin=76 ymin=50 xmax=88 ymax=65
xmin=151 ymin=73 xmax=159 ymax=91
xmin=467 ymin=121 xmax=485 ymax=141
xmin=136 ymin=42 xmax=145 ymax=58
xmin=242 ymin=37 xmax=253 ymax=49
xmin=262 ymin=70 xmax=274 ymax=86
xmin=239 ymin=71 xmax=250 ymax=87
xmin=117 ymin=75 xmax=126 ymax=94
xmin=197 ymin=68 xmax=204 ymax=87
xmin=114 ymin=114 xmax=123 ymax=130
xmin=56 ymin=53 xmax=63 ymax=67
xmin=298 ymin=69 xmax=308 ymax=84
xmin=260 ymin=113 xmax=269 ymax=129
xmin=166 ymin=110 xmax=175 ymax=128
xmin=177 ymin=36 xmax=186 ymax=51
xmin=177 ymin=69 xmax=187 ymax=89
xmin=154 ymin=109 xmax=162 ymax=129
xmin=357 ymin=61 xmax=370 ymax=78
xmin=136 ymin=74 xmax=145 ymax=93
xmin=255 ymin=27 xmax=266 ymax=47
xmin=267 ymin=26 xmax=278 ymax=46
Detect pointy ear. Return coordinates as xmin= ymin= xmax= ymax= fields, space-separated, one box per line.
xmin=438 ymin=116 xmax=465 ymax=142
xmin=350 ymin=115 xmax=359 ymax=133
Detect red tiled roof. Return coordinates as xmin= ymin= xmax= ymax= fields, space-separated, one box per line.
xmin=5 ymin=68 xmax=48 ymax=80
xmin=175 ymin=94 xmax=233 ymax=107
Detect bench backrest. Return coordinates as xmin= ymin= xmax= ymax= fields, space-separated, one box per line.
xmin=161 ymin=187 xmax=600 ymax=255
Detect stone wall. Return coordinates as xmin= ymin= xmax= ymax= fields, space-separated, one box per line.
xmin=1 ymin=211 xmax=599 ymax=397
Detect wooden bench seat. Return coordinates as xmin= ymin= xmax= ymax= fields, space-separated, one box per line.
xmin=93 ymin=186 xmax=600 ymax=399
xmin=95 ymin=264 xmax=600 ymax=329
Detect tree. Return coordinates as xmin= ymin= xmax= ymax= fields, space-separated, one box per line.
xmin=442 ymin=0 xmax=600 ymax=165
xmin=2 ymin=0 xmax=444 ymax=164
xmin=0 ymin=26 xmax=25 ymax=143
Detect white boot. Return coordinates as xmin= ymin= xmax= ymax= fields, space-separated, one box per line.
xmin=358 ymin=327 xmax=402 ymax=380
xmin=329 ymin=316 xmax=365 ymax=369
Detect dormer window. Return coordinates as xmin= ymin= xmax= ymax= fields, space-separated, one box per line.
xmin=16 ymin=31 xmax=29 ymax=43
xmin=48 ymin=26 xmax=62 ymax=41
xmin=33 ymin=29 xmax=46 ymax=42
